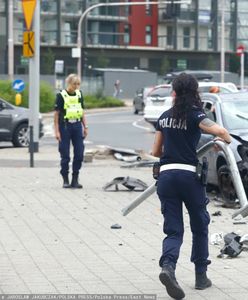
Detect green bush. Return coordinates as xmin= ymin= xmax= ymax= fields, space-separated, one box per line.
xmin=0 ymin=80 xmax=55 ymax=113
xmin=0 ymin=80 xmax=125 ymax=112
xmin=84 ymin=95 xmax=124 ymax=109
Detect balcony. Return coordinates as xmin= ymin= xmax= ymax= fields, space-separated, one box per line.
xmin=0 ymin=1 xmax=5 ymax=12
xmin=87 ymin=31 xmax=128 ymax=48
xmin=61 ymin=30 xmax=77 ymax=46
xmin=41 ymin=30 xmax=58 ymax=45
xmin=61 ymin=0 xmax=83 ymax=15
xmin=159 ymin=9 xmax=196 ymax=23
xmin=41 ymin=0 xmax=57 ymax=13
xmin=157 ymin=33 xmax=234 ymax=52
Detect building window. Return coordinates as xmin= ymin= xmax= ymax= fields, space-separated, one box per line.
xmin=145 ymin=0 xmax=152 ymax=16
xmin=124 ymin=24 xmax=130 ymax=44
xmin=167 ymin=26 xmax=173 ymax=46
xmin=207 ymin=28 xmax=212 ymax=49
xmin=183 ymin=27 xmax=190 ymax=48
xmin=145 ymin=25 xmax=152 ymax=44
xmin=0 ymin=0 xmax=5 ymax=12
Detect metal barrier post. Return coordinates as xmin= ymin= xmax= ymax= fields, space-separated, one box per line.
xmin=122 ymin=140 xmax=248 ymax=218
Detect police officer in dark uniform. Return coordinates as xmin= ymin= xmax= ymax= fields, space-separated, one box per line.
xmin=54 ymin=74 xmax=88 ymax=188
xmin=152 ymin=73 xmax=232 ymax=299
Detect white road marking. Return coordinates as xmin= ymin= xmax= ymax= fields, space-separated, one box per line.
xmin=132 ymin=118 xmax=154 ymax=132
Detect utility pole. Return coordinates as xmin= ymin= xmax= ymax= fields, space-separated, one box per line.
xmin=220 ymin=0 xmax=225 ymax=82
xmin=29 ymin=0 xmax=40 ymax=158
xmin=8 ymin=0 xmax=14 ymax=80
xmin=77 ymin=1 xmax=191 ymax=80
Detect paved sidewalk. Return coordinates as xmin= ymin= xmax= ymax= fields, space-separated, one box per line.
xmin=0 ymin=145 xmax=248 ymax=299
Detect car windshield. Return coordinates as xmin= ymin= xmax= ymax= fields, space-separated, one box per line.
xmin=221 ymin=100 xmax=248 ymax=130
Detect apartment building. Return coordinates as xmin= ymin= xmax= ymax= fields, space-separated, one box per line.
xmin=0 ymin=0 xmax=248 ymax=76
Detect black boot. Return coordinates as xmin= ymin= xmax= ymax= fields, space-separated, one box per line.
xmin=71 ymin=173 xmax=83 ymax=189
xmin=62 ymin=174 xmax=70 ymax=188
xmin=159 ymin=265 xmax=185 ymax=299
xmin=195 ymin=272 xmax=212 ymax=290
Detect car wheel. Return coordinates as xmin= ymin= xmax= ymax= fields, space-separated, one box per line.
xmin=217 ymin=164 xmax=237 ymax=207
xmin=12 ymin=123 xmax=29 ymax=147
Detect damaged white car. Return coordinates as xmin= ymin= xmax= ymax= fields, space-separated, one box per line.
xmin=198 ymin=92 xmax=248 ymax=207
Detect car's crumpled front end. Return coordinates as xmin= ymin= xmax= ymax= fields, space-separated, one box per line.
xmin=237 ymin=143 xmax=248 ymax=193
xmin=231 ymin=133 xmax=248 ymax=195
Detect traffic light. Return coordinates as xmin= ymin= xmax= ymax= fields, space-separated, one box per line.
xmin=83 ymin=51 xmax=88 ymax=67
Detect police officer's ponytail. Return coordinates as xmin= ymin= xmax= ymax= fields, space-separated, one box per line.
xmin=172 ymin=73 xmax=202 ymax=121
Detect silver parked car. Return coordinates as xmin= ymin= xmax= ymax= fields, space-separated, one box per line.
xmin=198 ymin=92 xmax=248 ymax=207
xmin=133 ymin=86 xmax=154 ymax=114
xmin=0 ymin=97 xmax=44 ymax=147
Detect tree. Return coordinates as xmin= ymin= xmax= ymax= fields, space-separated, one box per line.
xmin=160 ymin=57 xmax=170 ymax=75
xmin=96 ymin=52 xmax=110 ymax=68
xmin=206 ymin=55 xmax=216 ymax=70
xmin=42 ymin=48 xmax=55 ymax=74
xmin=229 ymin=53 xmax=240 ymax=74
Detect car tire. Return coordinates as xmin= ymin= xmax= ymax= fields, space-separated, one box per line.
xmin=217 ymin=164 xmax=237 ymax=207
xmin=12 ymin=123 xmax=29 ymax=147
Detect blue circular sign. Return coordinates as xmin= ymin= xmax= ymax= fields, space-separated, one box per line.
xmin=12 ymin=79 xmax=25 ymax=92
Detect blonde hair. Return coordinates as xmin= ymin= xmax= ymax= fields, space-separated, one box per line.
xmin=65 ymin=74 xmax=80 ymax=86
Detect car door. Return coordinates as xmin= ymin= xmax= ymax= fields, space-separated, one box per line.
xmin=0 ymin=99 xmax=13 ymax=140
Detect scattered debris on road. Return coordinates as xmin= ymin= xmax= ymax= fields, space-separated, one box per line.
xmin=110 ymin=224 xmax=122 ymax=229
xmin=210 ymin=232 xmax=224 ymax=245
xmin=103 ymin=176 xmax=148 ymax=191
xmin=218 ymin=232 xmax=244 ymax=258
xmin=212 ymin=210 xmax=222 ymax=216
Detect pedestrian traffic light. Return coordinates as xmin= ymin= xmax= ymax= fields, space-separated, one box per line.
xmin=83 ymin=51 xmax=88 ymax=67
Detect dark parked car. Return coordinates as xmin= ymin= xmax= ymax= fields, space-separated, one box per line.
xmin=198 ymin=92 xmax=248 ymax=207
xmin=133 ymin=86 xmax=154 ymax=114
xmin=0 ymin=97 xmax=44 ymax=147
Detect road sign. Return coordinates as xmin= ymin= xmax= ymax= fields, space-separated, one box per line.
xmin=236 ymin=45 xmax=245 ymax=56
xmin=22 ymin=0 xmax=37 ymax=31
xmin=20 ymin=56 xmax=29 ymax=66
xmin=55 ymin=60 xmax=64 ymax=74
xmin=72 ymin=48 xmax=81 ymax=58
xmin=12 ymin=79 xmax=25 ymax=93
xmin=23 ymin=31 xmax=35 ymax=57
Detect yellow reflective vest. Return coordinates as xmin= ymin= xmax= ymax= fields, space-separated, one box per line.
xmin=60 ymin=89 xmax=83 ymax=120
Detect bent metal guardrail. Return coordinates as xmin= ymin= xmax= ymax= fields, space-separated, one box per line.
xmin=122 ymin=140 xmax=248 ymax=219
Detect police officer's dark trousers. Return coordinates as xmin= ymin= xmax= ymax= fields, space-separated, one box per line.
xmin=157 ymin=169 xmax=210 ymax=273
xmin=59 ymin=122 xmax=84 ymax=176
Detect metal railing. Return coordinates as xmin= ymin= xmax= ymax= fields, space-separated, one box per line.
xmin=122 ymin=141 xmax=248 ymax=219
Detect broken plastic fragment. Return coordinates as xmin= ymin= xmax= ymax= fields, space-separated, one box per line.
xmin=111 ymin=224 xmax=122 ymax=229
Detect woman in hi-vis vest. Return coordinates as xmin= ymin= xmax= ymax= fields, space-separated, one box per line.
xmin=54 ymin=74 xmax=88 ymax=188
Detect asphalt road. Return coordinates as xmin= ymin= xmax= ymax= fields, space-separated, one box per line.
xmin=0 ymin=110 xmax=156 ymax=153
xmin=86 ymin=110 xmax=155 ymax=152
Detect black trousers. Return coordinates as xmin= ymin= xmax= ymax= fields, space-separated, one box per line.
xmin=59 ymin=122 xmax=84 ymax=176
xmin=157 ymin=169 xmax=211 ymax=273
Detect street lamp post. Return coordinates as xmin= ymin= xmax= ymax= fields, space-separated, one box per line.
xmin=77 ymin=0 xmax=191 ymax=80
xmin=220 ymin=0 xmax=225 ymax=82
xmin=8 ymin=0 xmax=14 ymax=80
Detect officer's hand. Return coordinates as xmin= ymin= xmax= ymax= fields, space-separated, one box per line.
xmin=55 ymin=131 xmax=61 ymax=142
xmin=83 ymin=128 xmax=88 ymax=138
